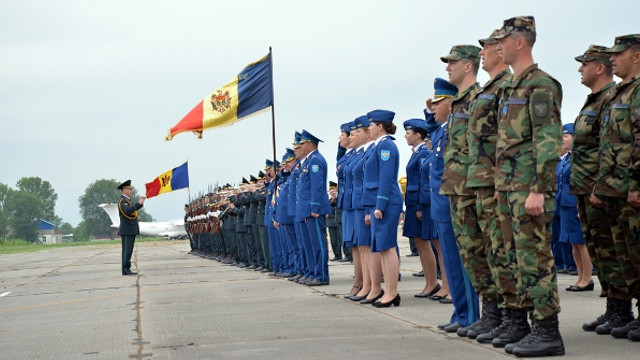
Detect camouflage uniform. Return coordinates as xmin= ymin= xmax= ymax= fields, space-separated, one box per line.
xmin=569 ymin=46 xmax=626 ymax=299
xmin=593 ymin=43 xmax=640 ymax=299
xmin=467 ymin=67 xmax=512 ymax=305
xmin=495 ymin=63 xmax=563 ymax=321
xmin=439 ymin=45 xmax=486 ymax=302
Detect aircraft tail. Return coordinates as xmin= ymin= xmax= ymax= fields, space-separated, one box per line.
xmin=98 ymin=203 xmax=120 ymax=228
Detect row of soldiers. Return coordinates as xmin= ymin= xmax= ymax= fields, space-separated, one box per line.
xmin=414 ymin=15 xmax=640 ymax=358
xmin=185 ymin=130 xmax=336 ymax=287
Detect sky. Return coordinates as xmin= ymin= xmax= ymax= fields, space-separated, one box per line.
xmin=1 ymin=0 xmax=639 ymax=226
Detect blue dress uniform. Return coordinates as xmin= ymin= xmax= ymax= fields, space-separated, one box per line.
xmin=418 ymin=111 xmax=439 ymax=240
xmin=117 ymin=180 xmax=143 ymax=275
xmin=341 ymin=122 xmax=359 ymax=249
xmin=296 ymin=130 xmax=332 ymax=285
xmin=430 ymin=85 xmax=479 ymax=328
xmin=362 ymin=110 xmax=403 ymax=252
xmin=264 ymin=163 xmax=283 ymax=274
xmin=556 ymin=152 xmax=584 ymax=245
xmin=403 ymin=118 xmax=431 ymax=239
xmin=336 ymin=122 xmax=355 ymax=256
xmin=352 ymin=142 xmax=375 ymax=246
xmin=289 ymin=132 xmax=310 ymax=281
xmin=276 ymin=150 xmax=298 ymax=275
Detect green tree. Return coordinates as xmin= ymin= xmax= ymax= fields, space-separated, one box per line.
xmin=57 ymin=222 xmax=74 ymax=235
xmin=78 ymin=179 xmax=152 ymax=239
xmin=16 ymin=177 xmax=61 ymax=225
xmin=0 ymin=183 xmax=13 ymax=238
xmin=7 ymin=191 xmax=44 ymax=242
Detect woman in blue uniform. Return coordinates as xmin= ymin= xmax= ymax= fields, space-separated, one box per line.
xmin=557 ymin=123 xmax=593 ymax=291
xmin=351 ymin=116 xmax=385 ymax=303
xmin=337 ymin=121 xmax=361 ymax=297
xmin=404 ymin=117 xmax=442 ymax=298
xmin=363 ymin=109 xmax=404 ymax=307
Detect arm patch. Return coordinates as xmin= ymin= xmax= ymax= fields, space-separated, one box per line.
xmin=530 ymin=90 xmax=552 ymax=127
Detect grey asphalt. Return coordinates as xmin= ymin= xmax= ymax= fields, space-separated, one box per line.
xmin=0 ymin=239 xmax=637 ymax=360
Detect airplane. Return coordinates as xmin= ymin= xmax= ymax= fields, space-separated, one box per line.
xmin=98 ymin=203 xmax=188 ymax=239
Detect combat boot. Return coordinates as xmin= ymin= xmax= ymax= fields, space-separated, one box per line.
xmin=511 ymin=314 xmax=565 ymax=357
xmin=492 ymin=309 xmax=530 ymax=348
xmin=466 ymin=297 xmax=502 ymax=339
xmin=628 ymin=323 xmax=640 ymax=341
xmin=611 ymin=312 xmax=640 ymax=338
xmin=595 ymin=298 xmax=634 ymax=335
xmin=476 ymin=309 xmax=510 ymax=344
xmin=582 ymin=297 xmax=614 ymax=331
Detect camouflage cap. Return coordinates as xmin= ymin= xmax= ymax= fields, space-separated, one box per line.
xmin=575 ymin=45 xmax=611 ymax=64
xmin=607 ymin=34 xmax=640 ymax=53
xmin=478 ymin=29 xmax=501 ymax=47
xmin=440 ymin=45 xmax=481 ymax=64
xmin=494 ymin=15 xmax=536 ymax=40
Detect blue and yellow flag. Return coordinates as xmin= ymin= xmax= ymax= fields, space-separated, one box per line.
xmin=145 ymin=162 xmax=189 ymax=198
xmin=166 ymin=53 xmax=273 ymax=140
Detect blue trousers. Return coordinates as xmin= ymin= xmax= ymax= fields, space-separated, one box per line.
xmin=267 ymin=227 xmax=282 ymax=272
xmin=279 ymin=224 xmax=298 ymax=274
xmin=294 ymin=221 xmax=311 ymax=277
xmin=306 ymin=216 xmax=330 ymax=282
xmin=435 ymin=221 xmax=479 ymax=326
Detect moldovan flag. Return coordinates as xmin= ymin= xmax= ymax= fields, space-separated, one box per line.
xmin=145 ymin=162 xmax=189 ymax=198
xmin=166 ymin=53 xmax=273 ymax=140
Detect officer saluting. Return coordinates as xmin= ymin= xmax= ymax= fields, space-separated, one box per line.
xmin=117 ymin=180 xmax=146 ymax=276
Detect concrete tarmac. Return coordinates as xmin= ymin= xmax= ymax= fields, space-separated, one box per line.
xmin=0 ymin=239 xmax=638 ymax=359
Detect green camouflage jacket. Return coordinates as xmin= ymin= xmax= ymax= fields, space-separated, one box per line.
xmin=440 ymin=82 xmax=480 ymax=195
xmin=569 ymin=81 xmax=615 ymax=195
xmin=594 ymin=72 xmax=640 ymax=197
xmin=466 ymin=69 xmax=511 ymax=188
xmin=495 ymin=64 xmax=563 ymax=193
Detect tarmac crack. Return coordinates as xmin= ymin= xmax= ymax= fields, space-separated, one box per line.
xmin=130 ymin=250 xmax=152 ymax=359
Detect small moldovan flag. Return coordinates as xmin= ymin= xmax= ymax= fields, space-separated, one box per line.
xmin=145 ymin=162 xmax=189 ymax=198
xmin=166 ymin=52 xmax=273 ymax=140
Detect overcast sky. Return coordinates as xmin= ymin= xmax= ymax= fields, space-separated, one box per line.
xmin=1 ymin=0 xmax=638 ymax=226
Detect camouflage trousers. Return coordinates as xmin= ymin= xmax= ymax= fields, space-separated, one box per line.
xmin=475 ymin=187 xmax=520 ymax=308
xmin=450 ymin=194 xmax=497 ymax=300
xmin=577 ymin=194 xmax=629 ymax=299
xmin=608 ymin=197 xmax=640 ymax=298
xmin=497 ymin=191 xmax=560 ymax=320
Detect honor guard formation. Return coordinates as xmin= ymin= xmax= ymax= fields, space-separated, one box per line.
xmin=182 ymin=16 xmax=640 ymax=357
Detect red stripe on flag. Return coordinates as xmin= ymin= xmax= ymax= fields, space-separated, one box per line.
xmin=168 ymin=100 xmax=204 ymax=139
xmin=145 ymin=178 xmax=162 ymax=198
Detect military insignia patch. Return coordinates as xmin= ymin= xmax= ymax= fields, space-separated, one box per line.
xmin=312 ymin=164 xmax=319 ymax=173
xmin=533 ymin=102 xmax=549 ymax=118
xmin=381 ymin=150 xmax=390 ymax=161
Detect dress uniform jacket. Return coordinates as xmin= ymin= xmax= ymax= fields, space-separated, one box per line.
xmin=118 ymin=195 xmax=142 ymax=236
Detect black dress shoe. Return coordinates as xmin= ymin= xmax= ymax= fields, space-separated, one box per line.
xmin=412 ymin=271 xmax=425 ymax=277
xmin=307 ymin=279 xmax=330 ymax=286
xmin=438 ymin=322 xmax=452 ymax=330
xmin=573 ymin=281 xmax=594 ymax=292
xmin=565 ymin=285 xmax=577 ymax=291
xmin=330 ymin=256 xmax=342 ymax=262
xmin=373 ymin=294 xmax=401 ymax=308
xmin=360 ymin=290 xmax=384 ymax=304
xmin=349 ymin=292 xmax=369 ymax=301
xmin=444 ymin=322 xmax=463 ymax=333
xmin=439 ymin=297 xmax=453 ymax=304
xmin=406 ymin=252 xmax=419 ymax=257
xmin=429 ymin=292 xmax=448 ymax=301
xmin=122 ymin=269 xmax=136 ymax=276
xmin=415 ymin=283 xmax=441 ymax=298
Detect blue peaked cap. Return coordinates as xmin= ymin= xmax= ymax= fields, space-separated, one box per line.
xmin=354 ymin=115 xmax=370 ymax=129
xmin=367 ymin=109 xmax=395 ymax=123
xmin=403 ymin=118 xmax=428 ymax=132
xmin=340 ymin=122 xmax=351 ymax=133
xmin=301 ymin=129 xmax=323 ymax=144
xmin=562 ymin=123 xmax=574 ymax=135
xmin=433 ymin=78 xmax=458 ymax=99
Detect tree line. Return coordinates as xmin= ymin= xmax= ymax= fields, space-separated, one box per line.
xmin=0 ymin=177 xmax=152 ymax=242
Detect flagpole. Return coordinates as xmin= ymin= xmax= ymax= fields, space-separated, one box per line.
xmin=269 ymin=47 xmax=278 ymax=189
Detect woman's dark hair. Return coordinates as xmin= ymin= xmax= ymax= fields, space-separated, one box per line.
xmin=412 ymin=128 xmax=427 ymax=140
xmin=374 ymin=122 xmax=396 ymax=135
